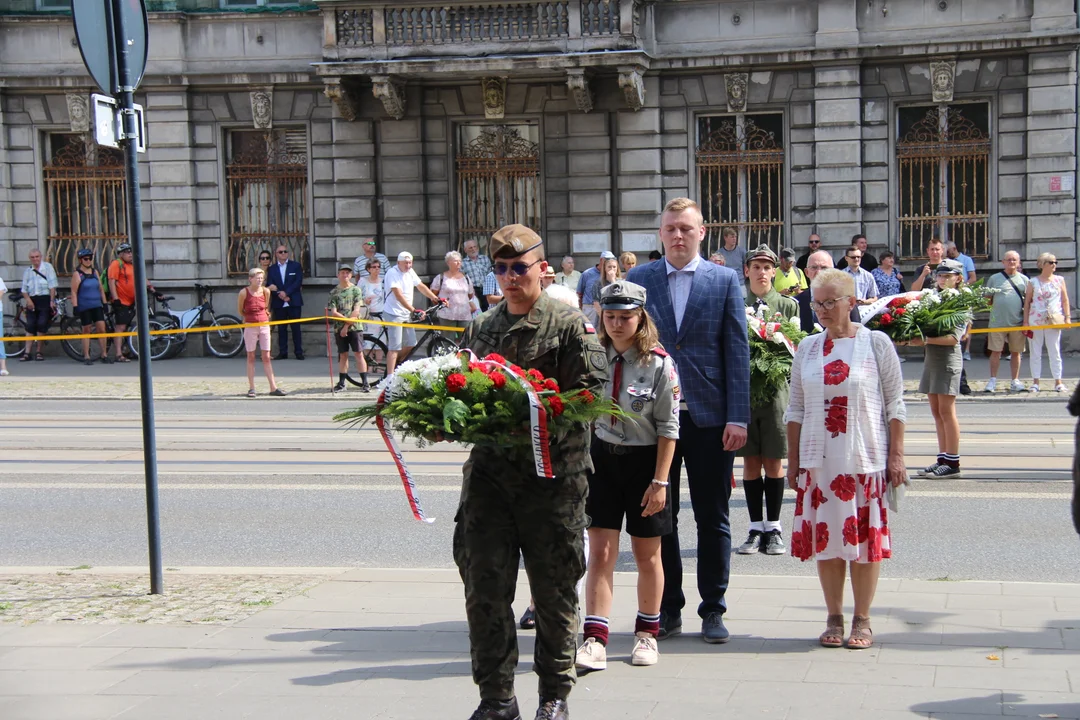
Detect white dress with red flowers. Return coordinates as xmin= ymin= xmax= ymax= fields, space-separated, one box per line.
xmin=790 ymin=336 xmax=892 ymax=564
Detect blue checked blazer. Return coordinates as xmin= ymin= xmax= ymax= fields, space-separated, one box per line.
xmin=627 ymin=258 xmax=750 ymax=429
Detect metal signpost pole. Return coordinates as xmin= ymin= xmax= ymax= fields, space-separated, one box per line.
xmin=111 ymin=0 xmax=163 ymax=594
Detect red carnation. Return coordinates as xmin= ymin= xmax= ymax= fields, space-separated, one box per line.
xmin=484 ymin=353 xmax=507 ymax=365
xmin=543 ymin=378 xmax=559 ymax=392
xmin=895 ymin=307 xmax=906 ymax=316
xmin=468 ymin=362 xmax=486 ymax=372
xmin=526 ymin=368 xmax=544 ymax=382
xmin=881 ymin=313 xmax=893 ymax=325
xmin=509 ymin=365 xmax=525 ymax=377
xmin=578 ymin=390 xmax=596 ymax=404
xmin=530 ymin=381 xmax=543 ymax=392
xmin=446 ymin=373 xmax=467 ymax=393
xmin=547 ymin=395 xmax=565 ymax=416
xmin=488 ymin=371 xmax=507 ymax=389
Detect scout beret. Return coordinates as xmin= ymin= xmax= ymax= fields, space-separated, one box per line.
xmin=745 ymin=244 xmax=779 ymax=266
xmin=599 ymin=280 xmax=647 ymax=310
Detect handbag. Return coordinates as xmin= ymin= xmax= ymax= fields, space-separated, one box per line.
xmin=869 ymin=332 xmax=912 ymax=511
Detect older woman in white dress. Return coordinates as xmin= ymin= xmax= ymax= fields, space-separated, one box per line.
xmin=784 ymin=269 xmax=908 ymax=649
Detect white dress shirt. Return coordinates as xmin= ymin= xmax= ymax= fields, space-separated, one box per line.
xmin=276 ymin=262 xmax=290 ymax=307
xmin=665 ymin=255 xmax=701 ymax=331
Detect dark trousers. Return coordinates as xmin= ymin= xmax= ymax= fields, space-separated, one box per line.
xmin=661 ymin=411 xmax=734 ymax=619
xmin=273 ymin=306 xmax=303 ymax=356
xmin=474 ymin=286 xmax=489 ymax=312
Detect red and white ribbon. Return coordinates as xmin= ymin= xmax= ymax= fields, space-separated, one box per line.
xmin=374 ymin=388 xmax=435 ymax=524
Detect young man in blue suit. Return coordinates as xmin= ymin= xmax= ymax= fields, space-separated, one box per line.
xmin=266 ymin=245 xmax=305 ymax=359
xmin=626 ymin=197 xmax=751 ymax=644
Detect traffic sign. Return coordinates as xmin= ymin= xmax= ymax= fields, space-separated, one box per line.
xmin=73 ymin=0 xmax=149 ymax=96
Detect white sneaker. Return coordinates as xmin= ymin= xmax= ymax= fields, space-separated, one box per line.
xmin=1056 ymin=383 xmax=1068 ymax=393
xmin=962 ymin=350 xmax=972 ymax=361
xmin=0 ymin=369 xmax=8 ymax=377
xmin=1029 ymin=384 xmax=1041 ymax=394
xmin=1010 ymin=380 xmax=1026 ymax=393
xmin=575 ymin=637 xmax=607 ymax=672
xmin=984 ymin=378 xmax=997 ymax=393
xmin=630 ymin=632 xmax=659 ymax=666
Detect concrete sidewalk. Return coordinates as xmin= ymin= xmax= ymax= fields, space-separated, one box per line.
xmin=2 ymin=568 xmax=1079 ymax=719
xmin=2 ymin=353 xmax=1080 ymax=401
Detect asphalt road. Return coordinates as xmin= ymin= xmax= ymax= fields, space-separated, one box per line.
xmin=1 ymin=398 xmax=1077 ymax=582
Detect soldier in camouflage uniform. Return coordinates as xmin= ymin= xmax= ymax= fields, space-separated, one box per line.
xmin=456 ymin=224 xmax=608 ymax=720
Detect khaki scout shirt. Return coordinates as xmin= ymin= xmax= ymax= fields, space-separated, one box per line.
xmin=593 ymin=345 xmax=680 ymax=447
xmin=460 ymin=292 xmax=608 ymax=475
xmin=745 ymin=287 xmax=799 ymax=322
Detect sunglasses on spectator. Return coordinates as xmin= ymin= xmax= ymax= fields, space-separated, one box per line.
xmin=809 ymin=240 xmax=821 ymax=244
xmin=846 ymin=254 xmax=861 ymax=260
xmin=493 ymin=258 xmax=543 ymax=276
xmin=276 ymin=250 xmax=289 ymax=254
xmin=1047 ymin=260 xmax=1058 ymax=265
xmin=810 ymin=296 xmax=850 ymax=312
xmin=80 ymin=257 xmax=93 ymax=261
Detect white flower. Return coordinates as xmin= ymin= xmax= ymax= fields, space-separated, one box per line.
xmin=942 ymin=288 xmax=960 ymax=298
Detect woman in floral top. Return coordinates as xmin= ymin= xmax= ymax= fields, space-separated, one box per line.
xmin=785 ymin=269 xmax=907 ymax=650
xmin=430 ymin=251 xmax=478 ymax=328
xmin=871 ymin=251 xmax=904 ymax=298
xmin=1024 ymin=252 xmax=1071 ymax=393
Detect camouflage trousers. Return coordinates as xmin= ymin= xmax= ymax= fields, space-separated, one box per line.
xmin=453 ymin=456 xmax=588 ymax=702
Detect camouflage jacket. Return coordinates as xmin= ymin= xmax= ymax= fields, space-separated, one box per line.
xmin=460 ymin=292 xmax=608 ymax=476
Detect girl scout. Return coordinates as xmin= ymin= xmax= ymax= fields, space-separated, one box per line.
xmin=576 ymin=280 xmax=680 ymax=671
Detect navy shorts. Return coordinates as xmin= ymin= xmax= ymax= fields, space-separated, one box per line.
xmin=586 ymin=440 xmax=672 ymax=538
xmin=25 ymin=295 xmax=53 ymax=334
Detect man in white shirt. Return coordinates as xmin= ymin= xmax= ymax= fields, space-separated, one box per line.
xmin=383 ymin=251 xmax=442 ymax=375
xmin=554 ymin=256 xmax=581 ymax=290
xmin=840 ymin=246 xmax=878 ymax=305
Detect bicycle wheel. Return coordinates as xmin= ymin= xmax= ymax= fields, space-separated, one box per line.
xmin=3 ymin=314 xmax=28 ymax=359
xmin=153 ymin=313 xmax=185 ymax=359
xmin=60 ymin=316 xmax=87 ymax=361
xmin=429 ymin=336 xmax=458 ymax=357
xmin=128 ymin=319 xmax=173 ymax=361
xmin=362 ymin=334 xmax=388 ymax=380
xmin=203 ymin=314 xmax=244 ymax=358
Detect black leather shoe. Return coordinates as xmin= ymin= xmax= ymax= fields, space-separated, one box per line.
xmin=518 ymin=606 xmax=536 ymax=630
xmin=657 ymin=610 xmax=682 ymax=640
xmin=534 ymin=698 xmax=568 ymax=720
xmin=702 ymin=612 xmax=730 ymax=644
xmin=295 ymin=354 xmax=305 ymax=360
xmin=468 ymin=698 xmax=522 ymax=720
xmin=274 ymin=354 xmax=287 ymax=361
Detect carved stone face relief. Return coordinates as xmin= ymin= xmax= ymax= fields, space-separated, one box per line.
xmin=725 ymin=73 xmax=749 ymax=113
xmin=67 ymin=93 xmax=90 ymax=133
xmin=481 ymin=77 xmax=507 ymax=120
xmin=930 ymin=60 xmax=956 ymax=103
xmin=250 ymin=89 xmax=273 ymax=130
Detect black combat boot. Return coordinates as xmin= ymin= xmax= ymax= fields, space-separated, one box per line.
xmin=534 ymin=698 xmax=569 ymax=720
xmin=468 ymin=697 xmax=522 ymax=720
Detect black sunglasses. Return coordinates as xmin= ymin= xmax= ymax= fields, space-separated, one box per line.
xmin=1047 ymin=260 xmax=1058 ymax=265
xmin=493 ymin=258 xmax=543 ymax=276
xmin=259 ymin=255 xmax=271 ymax=260
xmin=276 ymin=250 xmax=289 ymax=254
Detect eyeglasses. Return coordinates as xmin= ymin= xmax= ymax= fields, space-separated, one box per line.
xmin=846 ymin=254 xmax=861 ymax=260
xmin=493 ymin=258 xmax=544 ymax=276
xmin=809 ymin=240 xmax=821 ymax=245
xmin=276 ymin=250 xmax=289 ymax=255
xmin=80 ymin=256 xmax=93 ymax=261
xmin=810 ymin=296 xmax=850 ymax=312
xmin=259 ymin=256 xmax=271 ymax=261
xmin=1047 ymin=260 xmax=1058 ymax=265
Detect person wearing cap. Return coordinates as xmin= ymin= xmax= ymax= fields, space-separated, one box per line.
xmin=71 ymin=248 xmax=109 ymax=365
xmin=352 ymin=239 xmax=390 ymax=280
xmin=626 ymin=197 xmax=751 ymax=645
xmin=106 ymin=244 xmax=140 ymax=363
xmin=540 ymin=265 xmax=556 ymax=289
xmin=577 ymin=250 xmax=615 ymax=324
xmin=456 ymin=224 xmax=608 ymax=720
xmin=462 ymin=238 xmax=494 ymax=312
xmin=904 ymin=258 xmax=968 ymax=479
xmin=267 ymin=245 xmax=305 ymax=360
xmin=327 ymin=264 xmax=370 ymax=393
xmin=773 ymin=248 xmax=808 ymax=297
xmin=575 ymin=280 xmax=680 ymax=673
xmin=383 ymin=251 xmax=443 ymax=376
xmin=736 ymin=245 xmax=800 ymax=557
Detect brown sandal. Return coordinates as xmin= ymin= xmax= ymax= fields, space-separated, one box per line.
xmin=819 ymin=614 xmax=844 ymax=648
xmin=847 ymin=615 xmax=873 ymax=649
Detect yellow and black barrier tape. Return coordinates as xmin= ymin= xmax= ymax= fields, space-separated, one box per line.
xmin=968 ymin=321 xmax=1080 ymax=334
xmin=17 ymin=314 xmax=466 ymax=343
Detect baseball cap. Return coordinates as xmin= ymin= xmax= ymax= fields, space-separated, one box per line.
xmin=600 ymin=251 xmax=616 ymax=260
xmin=935 ymin=258 xmax=964 ymax=275
xmin=745 ymin=244 xmax=779 ymax=266
xmin=338 ymin=263 xmax=353 ymax=272
xmin=397 ymin=251 xmax=413 ymax=261
xmin=780 ymin=248 xmax=796 ymax=260
xmin=489 ymin=224 xmax=542 ymax=259
xmin=599 ymin=280 xmax=647 ymax=310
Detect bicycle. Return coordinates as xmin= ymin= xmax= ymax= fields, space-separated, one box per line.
xmin=3 ymin=290 xmax=30 ymax=359
xmin=361 ymin=303 xmax=458 ymax=380
xmin=58 ymin=297 xmax=172 ymax=362
xmin=151 ymin=283 xmax=244 ymax=359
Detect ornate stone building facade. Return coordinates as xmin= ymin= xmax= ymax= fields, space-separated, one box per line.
xmin=1 ymin=0 xmax=1078 ymax=305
